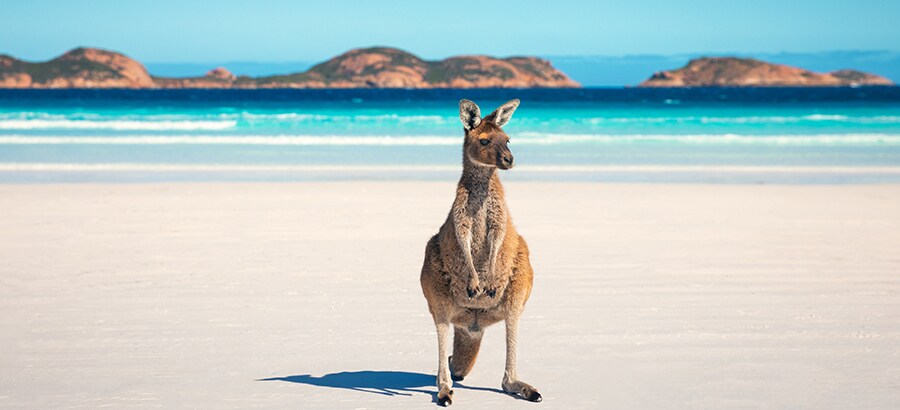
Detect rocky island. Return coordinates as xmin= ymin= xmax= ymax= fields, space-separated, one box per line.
xmin=639 ymin=57 xmax=894 ymax=87
xmin=0 ymin=47 xmax=579 ymax=89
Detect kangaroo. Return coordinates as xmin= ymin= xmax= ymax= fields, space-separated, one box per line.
xmin=420 ymin=99 xmax=541 ymax=406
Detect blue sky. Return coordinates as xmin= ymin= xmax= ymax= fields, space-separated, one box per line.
xmin=3 ymin=0 xmax=899 ymax=63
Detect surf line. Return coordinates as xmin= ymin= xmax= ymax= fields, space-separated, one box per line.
xmin=2 ymin=163 xmax=900 ymax=174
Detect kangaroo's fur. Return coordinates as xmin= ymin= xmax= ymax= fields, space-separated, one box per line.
xmin=420 ymin=99 xmax=541 ymax=406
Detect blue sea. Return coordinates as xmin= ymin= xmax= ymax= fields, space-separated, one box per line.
xmin=1 ymin=87 xmax=899 ymax=183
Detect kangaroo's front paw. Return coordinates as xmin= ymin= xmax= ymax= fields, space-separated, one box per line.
xmin=437 ymin=386 xmax=454 ymax=406
xmin=466 ymin=279 xmax=481 ymax=298
xmin=503 ymin=378 xmax=542 ymax=402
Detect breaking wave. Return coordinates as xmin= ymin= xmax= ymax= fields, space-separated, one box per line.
xmin=0 ymin=119 xmax=237 ymax=131
xmin=585 ymin=114 xmax=900 ymax=125
xmin=2 ymin=133 xmax=899 ymax=146
xmin=3 ymin=111 xmax=900 ymax=128
xmin=0 ymin=111 xmax=451 ymax=123
xmin=2 ymin=163 xmax=899 ymax=174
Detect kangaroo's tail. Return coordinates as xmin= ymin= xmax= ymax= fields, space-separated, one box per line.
xmin=449 ymin=327 xmax=483 ymax=381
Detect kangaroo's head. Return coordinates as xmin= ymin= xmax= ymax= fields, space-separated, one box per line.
xmin=459 ymin=99 xmax=520 ymax=170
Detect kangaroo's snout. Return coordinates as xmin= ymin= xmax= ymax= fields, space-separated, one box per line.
xmin=498 ymin=150 xmax=514 ymax=169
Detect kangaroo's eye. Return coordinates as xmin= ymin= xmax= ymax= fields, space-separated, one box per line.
xmin=479 ymin=139 xmax=490 ymax=146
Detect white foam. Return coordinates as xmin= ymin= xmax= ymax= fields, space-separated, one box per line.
xmin=2 ymin=133 xmax=900 ymax=146
xmin=0 ymin=135 xmax=460 ymax=146
xmin=512 ymin=133 xmax=900 ymax=145
xmin=237 ymin=112 xmax=448 ymax=121
xmin=582 ymin=114 xmax=900 ymax=125
xmin=0 ymin=120 xmax=237 ymax=131
xmin=238 ymin=113 xmax=328 ymax=120
xmin=515 ymin=133 xmax=900 ymax=145
xmin=0 ymin=112 xmax=322 ymax=122
xmin=2 ymin=163 xmax=899 ymax=174
xmin=803 ymin=114 xmax=850 ymax=121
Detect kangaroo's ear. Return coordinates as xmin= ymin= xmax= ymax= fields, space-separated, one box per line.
xmin=459 ymin=99 xmax=482 ymax=131
xmin=487 ymin=99 xmax=520 ymax=128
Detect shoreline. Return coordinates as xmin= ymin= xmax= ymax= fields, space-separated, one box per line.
xmin=3 ymin=165 xmax=900 ymax=184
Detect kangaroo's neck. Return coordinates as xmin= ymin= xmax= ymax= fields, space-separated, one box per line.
xmin=461 ymin=154 xmax=500 ymax=192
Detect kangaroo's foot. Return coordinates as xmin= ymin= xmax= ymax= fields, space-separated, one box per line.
xmin=437 ymin=385 xmax=454 ymax=406
xmin=503 ymin=377 xmax=542 ymax=402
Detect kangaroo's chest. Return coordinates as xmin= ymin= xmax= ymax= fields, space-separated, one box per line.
xmin=465 ymin=189 xmax=506 ymax=265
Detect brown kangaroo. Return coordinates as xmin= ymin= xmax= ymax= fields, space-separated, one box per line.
xmin=420 ymin=99 xmax=541 ymax=406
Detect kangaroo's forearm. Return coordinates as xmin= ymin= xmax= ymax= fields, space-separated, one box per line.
xmin=486 ymin=228 xmax=504 ymax=275
xmin=452 ymin=219 xmax=478 ymax=279
xmin=452 ymin=189 xmax=479 ymax=279
xmin=455 ymin=228 xmax=479 ymax=279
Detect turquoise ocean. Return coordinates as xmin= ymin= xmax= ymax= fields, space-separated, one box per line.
xmin=1 ymin=88 xmax=899 ymax=183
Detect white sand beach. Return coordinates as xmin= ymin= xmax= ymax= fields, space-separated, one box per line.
xmin=1 ymin=182 xmax=898 ymax=409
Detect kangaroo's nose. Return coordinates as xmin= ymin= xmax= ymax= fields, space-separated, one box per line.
xmin=502 ymin=155 xmax=514 ymax=166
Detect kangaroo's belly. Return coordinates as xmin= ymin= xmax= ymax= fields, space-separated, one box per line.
xmin=450 ymin=306 xmax=507 ymax=333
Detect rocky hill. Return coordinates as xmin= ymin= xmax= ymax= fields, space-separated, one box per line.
xmin=153 ymin=67 xmax=237 ymax=89
xmin=0 ymin=47 xmax=579 ymax=89
xmin=639 ymin=57 xmax=894 ymax=87
xmin=0 ymin=48 xmax=156 ymax=88
xmin=240 ymin=47 xmax=578 ymax=88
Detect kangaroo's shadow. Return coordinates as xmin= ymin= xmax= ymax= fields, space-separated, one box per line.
xmin=258 ymin=370 xmax=504 ymax=403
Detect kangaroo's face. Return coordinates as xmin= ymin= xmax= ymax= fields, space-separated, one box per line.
xmin=466 ymin=124 xmax=514 ymax=169
xmin=459 ymin=99 xmax=520 ymax=170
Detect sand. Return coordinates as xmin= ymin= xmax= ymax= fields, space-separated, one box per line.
xmin=1 ymin=182 xmax=898 ymax=409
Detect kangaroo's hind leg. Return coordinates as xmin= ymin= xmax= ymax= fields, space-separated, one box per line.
xmin=501 ymin=238 xmax=541 ymax=402
xmin=434 ymin=320 xmax=454 ymax=405
xmin=502 ymin=312 xmax=541 ymax=402
xmin=420 ymin=237 xmax=455 ymax=406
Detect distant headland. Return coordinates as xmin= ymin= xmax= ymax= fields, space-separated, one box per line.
xmin=0 ymin=47 xmax=895 ymax=89
xmin=639 ymin=57 xmax=894 ymax=87
xmin=0 ymin=47 xmax=579 ymax=89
